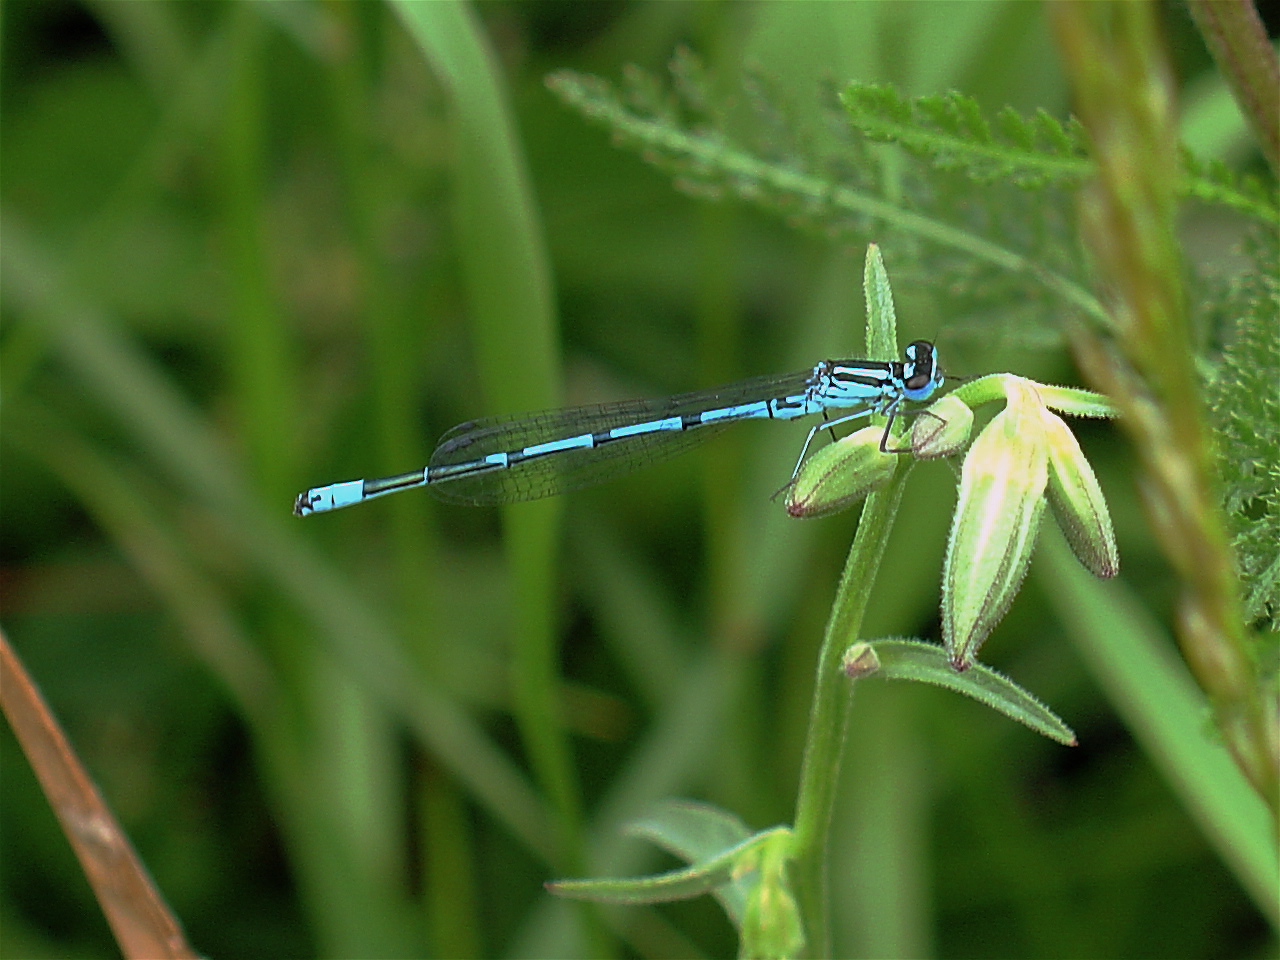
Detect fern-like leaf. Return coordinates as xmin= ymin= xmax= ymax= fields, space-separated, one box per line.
xmin=841 ymin=82 xmax=1278 ymax=223
xmin=546 ymin=56 xmax=1276 ymax=347
xmin=1181 ymin=149 xmax=1279 ymax=222
xmin=840 ymin=83 xmax=1091 ymax=189
xmin=545 ymin=61 xmax=1105 ymax=328
xmin=1204 ymin=229 xmax=1280 ymax=633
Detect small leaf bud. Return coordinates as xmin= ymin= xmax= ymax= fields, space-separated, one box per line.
xmin=910 ymin=394 xmax=974 ymax=459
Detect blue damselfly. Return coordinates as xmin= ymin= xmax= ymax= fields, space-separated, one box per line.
xmin=293 ymin=340 xmax=943 ymax=516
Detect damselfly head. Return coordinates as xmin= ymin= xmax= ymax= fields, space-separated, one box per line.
xmin=901 ymin=340 xmax=944 ymax=401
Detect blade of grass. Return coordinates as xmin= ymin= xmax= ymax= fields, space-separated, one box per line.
xmin=5 ymin=408 xmax=276 ymax=723
xmin=5 ymin=407 xmax=416 ymax=953
xmin=215 ymin=15 xmax=411 ymax=950
xmin=0 ymin=214 xmax=555 ymax=866
xmin=390 ymin=3 xmax=586 ymax=896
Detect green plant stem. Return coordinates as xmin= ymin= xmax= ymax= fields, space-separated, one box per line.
xmin=790 ymin=459 xmax=912 ymax=959
xmin=1185 ymin=0 xmax=1280 ymax=178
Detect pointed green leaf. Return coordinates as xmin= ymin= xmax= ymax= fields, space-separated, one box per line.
xmin=869 ymin=639 xmax=1077 ymax=745
xmin=624 ymin=799 xmax=756 ymax=922
xmin=547 ymin=826 xmax=792 ymax=906
xmin=863 ymin=243 xmax=898 ymax=361
xmin=624 ymin=799 xmax=752 ymax=864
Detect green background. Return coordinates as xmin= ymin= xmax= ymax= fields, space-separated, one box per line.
xmin=1 ymin=2 xmax=1273 ymax=958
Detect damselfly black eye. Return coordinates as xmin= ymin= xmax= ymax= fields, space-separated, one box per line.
xmin=904 ymin=340 xmax=934 ymax=362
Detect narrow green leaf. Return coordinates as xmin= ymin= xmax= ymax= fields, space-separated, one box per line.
xmin=863 ymin=243 xmax=898 ymax=361
xmin=869 ymin=639 xmax=1077 ymax=745
xmin=548 ymin=826 xmax=791 ymax=906
xmin=624 ymin=799 xmax=752 ymax=863
xmin=624 ymin=800 xmax=755 ymax=923
xmin=391 ymin=0 xmax=579 ymax=883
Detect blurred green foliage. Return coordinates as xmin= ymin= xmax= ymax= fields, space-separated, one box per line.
xmin=1 ymin=2 xmax=1274 ymax=958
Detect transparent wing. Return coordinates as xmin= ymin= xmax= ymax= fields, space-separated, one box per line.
xmin=427 ymin=369 xmax=816 ymax=505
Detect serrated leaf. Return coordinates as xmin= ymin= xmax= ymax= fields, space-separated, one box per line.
xmin=996 ymin=105 xmax=1034 ymax=150
xmin=545 ymin=63 xmax=1103 ymax=333
xmin=1039 ymin=108 xmax=1077 ymax=153
xmin=1204 ymin=231 xmax=1280 ymax=631
xmin=836 ymin=81 xmax=1276 ymax=223
xmin=1181 ymin=148 xmax=1279 ymax=222
xmin=839 ymin=81 xmax=1091 ymax=187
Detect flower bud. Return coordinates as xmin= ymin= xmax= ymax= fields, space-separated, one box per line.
xmin=786 ymin=426 xmax=897 ymax=518
xmin=943 ymin=378 xmax=1048 ymax=670
xmin=841 ymin=643 xmax=882 ymax=678
xmin=910 ymin=394 xmax=974 ymax=459
xmin=1042 ymin=409 xmax=1119 ymax=578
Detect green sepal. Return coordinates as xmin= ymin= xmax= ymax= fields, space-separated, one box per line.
xmin=1035 ymin=382 xmax=1121 ymax=419
xmin=943 ymin=378 xmax=1048 ymax=669
xmin=785 ymin=426 xmax=897 ymax=518
xmin=1043 ymin=409 xmax=1119 ymax=578
xmin=949 ymin=373 xmax=1117 ymax=419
